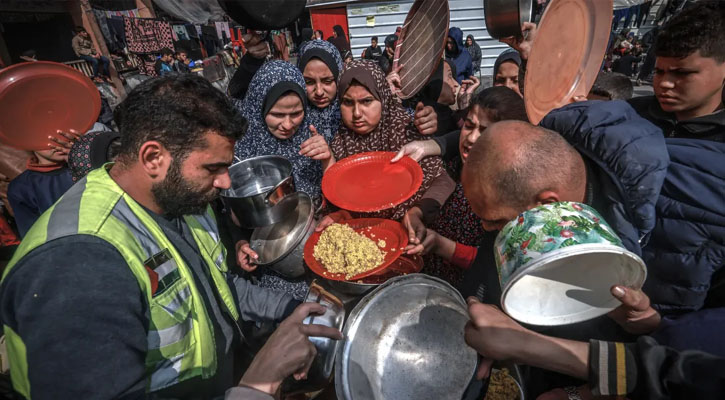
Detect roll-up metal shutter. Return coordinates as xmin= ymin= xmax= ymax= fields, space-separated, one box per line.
xmin=345 ymin=0 xmax=508 ymax=76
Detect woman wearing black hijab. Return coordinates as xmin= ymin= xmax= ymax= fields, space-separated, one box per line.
xmin=328 ymin=25 xmax=351 ymax=56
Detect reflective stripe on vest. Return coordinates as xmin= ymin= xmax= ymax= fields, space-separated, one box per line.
xmin=1 ymin=166 xmax=240 ymax=397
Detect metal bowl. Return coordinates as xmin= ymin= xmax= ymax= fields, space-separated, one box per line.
xmin=250 ymin=192 xmax=315 ymax=279
xmin=321 ymin=255 xmax=424 ymax=297
xmin=282 ymin=281 xmax=345 ymax=395
xmin=220 ymin=155 xmax=297 ymax=228
xmin=484 ymin=0 xmax=534 ymax=39
xmin=335 ymin=274 xmax=477 ymax=400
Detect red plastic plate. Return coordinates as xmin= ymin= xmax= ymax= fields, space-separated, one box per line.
xmin=304 ymin=218 xmax=409 ymax=282
xmin=322 ymin=152 xmax=423 ymax=212
xmin=0 ymin=61 xmax=101 ymax=151
xmin=364 ymin=254 xmax=423 ymax=283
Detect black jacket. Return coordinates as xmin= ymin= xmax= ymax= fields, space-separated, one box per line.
xmin=628 ymin=95 xmax=725 ymax=142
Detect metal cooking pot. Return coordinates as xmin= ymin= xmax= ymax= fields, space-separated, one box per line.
xmin=282 ymin=281 xmax=345 ymax=395
xmin=250 ymin=193 xmax=315 ymax=279
xmin=221 ymin=155 xmax=297 ymax=228
xmin=217 ymin=0 xmax=306 ymax=30
xmin=484 ymin=0 xmax=533 ymax=39
xmin=335 ymin=274 xmax=477 ymax=400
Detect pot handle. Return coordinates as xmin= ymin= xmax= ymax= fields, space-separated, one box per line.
xmin=265 ymin=176 xmax=296 ymax=206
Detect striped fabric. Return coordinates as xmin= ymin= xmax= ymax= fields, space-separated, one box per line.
xmin=589 ymin=340 xmax=637 ymax=396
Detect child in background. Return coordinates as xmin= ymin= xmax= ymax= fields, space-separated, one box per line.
xmin=8 ymin=147 xmax=74 ymax=237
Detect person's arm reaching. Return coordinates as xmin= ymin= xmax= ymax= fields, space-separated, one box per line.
xmin=0 ymin=236 xmax=148 ymax=399
xmin=228 ymin=273 xmax=299 ymax=323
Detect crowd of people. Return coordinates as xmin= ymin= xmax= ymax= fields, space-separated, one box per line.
xmin=0 ymin=1 xmax=723 ymax=399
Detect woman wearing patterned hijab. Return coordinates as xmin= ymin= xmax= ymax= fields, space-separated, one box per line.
xmin=234 ymin=60 xmax=332 ymax=300
xmin=297 ymin=40 xmax=344 ymax=142
xmin=234 ymin=60 xmax=332 ymax=201
xmin=330 ymin=60 xmax=452 ymax=221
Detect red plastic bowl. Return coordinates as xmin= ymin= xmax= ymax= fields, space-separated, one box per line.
xmin=322 ymin=152 xmax=423 ymax=212
xmin=304 ymin=218 xmax=409 ymax=282
xmin=0 ymin=62 xmax=101 ymax=151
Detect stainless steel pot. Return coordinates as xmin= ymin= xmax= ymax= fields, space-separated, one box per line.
xmin=484 ymin=0 xmax=533 ymax=39
xmin=250 ymin=192 xmax=315 ymax=279
xmin=221 ymin=155 xmax=297 ymax=228
xmin=282 ymin=281 xmax=345 ymax=395
xmin=335 ymin=274 xmax=477 ymax=400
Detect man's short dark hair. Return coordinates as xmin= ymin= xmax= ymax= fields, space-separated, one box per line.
xmin=114 ymin=74 xmax=246 ymax=163
xmin=160 ymin=47 xmax=174 ymax=57
xmin=371 ymin=36 xmax=378 ymax=42
xmin=74 ymin=26 xmax=86 ymax=34
xmin=655 ymin=1 xmax=725 ymax=62
xmin=590 ymin=71 xmax=634 ymax=100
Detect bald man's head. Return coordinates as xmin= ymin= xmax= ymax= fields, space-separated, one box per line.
xmin=462 ymin=121 xmax=587 ymax=231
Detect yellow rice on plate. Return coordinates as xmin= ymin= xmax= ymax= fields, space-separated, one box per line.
xmin=313 ymin=223 xmax=384 ymax=279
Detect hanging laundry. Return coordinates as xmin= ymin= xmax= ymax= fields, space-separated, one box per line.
xmin=106 ymin=17 xmax=127 ymax=51
xmin=92 ymin=9 xmax=118 ymax=53
xmin=215 ymin=22 xmax=230 ymax=44
xmin=124 ymin=17 xmax=175 ymax=54
xmin=185 ymin=24 xmax=199 ymax=39
xmin=195 ymin=24 xmax=203 ymax=37
xmin=152 ymin=21 xmax=175 ymax=51
xmin=105 ymin=9 xmax=139 ymax=18
xmin=124 ymin=17 xmax=158 ymax=53
xmin=201 ymin=25 xmax=221 ymax=57
xmin=172 ymin=25 xmax=190 ymax=41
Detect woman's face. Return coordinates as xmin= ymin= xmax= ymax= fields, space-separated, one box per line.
xmin=438 ymin=62 xmax=460 ymax=105
xmin=459 ymin=105 xmax=493 ymax=163
xmin=264 ymin=93 xmax=305 ymax=140
xmin=494 ymin=61 xmax=522 ymax=96
xmin=341 ymin=83 xmax=382 ymax=135
xmin=466 ymin=37 xmax=473 ymax=46
xmin=315 ymin=31 xmax=323 ymax=40
xmin=303 ymin=59 xmax=337 ymax=109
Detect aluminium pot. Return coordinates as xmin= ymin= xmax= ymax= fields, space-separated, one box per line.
xmin=484 ymin=0 xmax=534 ymax=39
xmin=221 ymin=155 xmax=297 ymax=228
xmin=494 ymin=202 xmax=647 ymax=326
xmin=217 ymin=0 xmax=307 ymax=30
xmin=250 ymin=192 xmax=315 ymax=279
xmin=281 ymin=281 xmax=345 ymax=395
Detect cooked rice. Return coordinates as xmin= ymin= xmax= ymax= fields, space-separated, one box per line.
xmin=485 ymin=368 xmax=520 ymax=400
xmin=313 ymin=223 xmax=384 ymax=279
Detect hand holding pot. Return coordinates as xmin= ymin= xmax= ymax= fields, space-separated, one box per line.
xmin=608 ymin=285 xmax=661 ymax=335
xmin=413 ymin=102 xmax=438 ymax=136
xmin=236 ymin=240 xmax=259 ymax=272
xmin=239 ymin=302 xmax=343 ymax=395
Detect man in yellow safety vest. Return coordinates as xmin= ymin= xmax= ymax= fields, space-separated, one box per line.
xmin=0 ymin=74 xmax=341 ymax=399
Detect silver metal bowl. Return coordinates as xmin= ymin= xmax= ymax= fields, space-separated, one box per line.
xmin=221 ymin=155 xmax=297 ymax=228
xmin=250 ymin=192 xmax=315 ymax=279
xmin=484 ymin=0 xmax=533 ymax=39
xmin=335 ymin=274 xmax=477 ymax=400
xmin=282 ymin=281 xmax=345 ymax=395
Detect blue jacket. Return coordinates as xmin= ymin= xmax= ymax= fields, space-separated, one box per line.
xmin=541 ymin=101 xmax=725 ymax=315
xmin=445 ymin=27 xmax=473 ymax=84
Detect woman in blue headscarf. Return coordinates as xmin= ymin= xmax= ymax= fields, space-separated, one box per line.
xmin=234 ymin=61 xmax=332 ymax=300
xmin=297 ymin=40 xmax=344 ymax=142
xmin=235 ymin=60 xmax=332 ymax=200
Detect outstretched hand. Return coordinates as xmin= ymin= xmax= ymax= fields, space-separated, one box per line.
xmin=300 ymin=125 xmax=331 ymax=161
xmin=387 ymin=64 xmax=404 ymax=96
xmin=391 ymin=140 xmax=441 ymax=163
xmin=48 ymin=129 xmax=82 ymax=162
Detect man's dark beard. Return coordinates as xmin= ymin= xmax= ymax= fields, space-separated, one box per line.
xmin=151 ymin=159 xmax=219 ymax=217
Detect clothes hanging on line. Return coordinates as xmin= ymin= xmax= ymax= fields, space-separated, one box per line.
xmin=173 ymin=25 xmax=190 ymax=41
xmin=124 ymin=17 xmax=175 ymax=54
xmin=215 ymin=22 xmax=230 ymax=44
xmin=103 ymin=8 xmax=140 ymax=18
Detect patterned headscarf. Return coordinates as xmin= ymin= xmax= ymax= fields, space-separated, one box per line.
xmin=68 ymin=125 xmax=117 ymax=182
xmin=235 ymin=61 xmax=323 ymax=199
xmin=331 ymin=60 xmax=446 ymax=220
xmin=297 ymin=40 xmax=344 ymax=142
